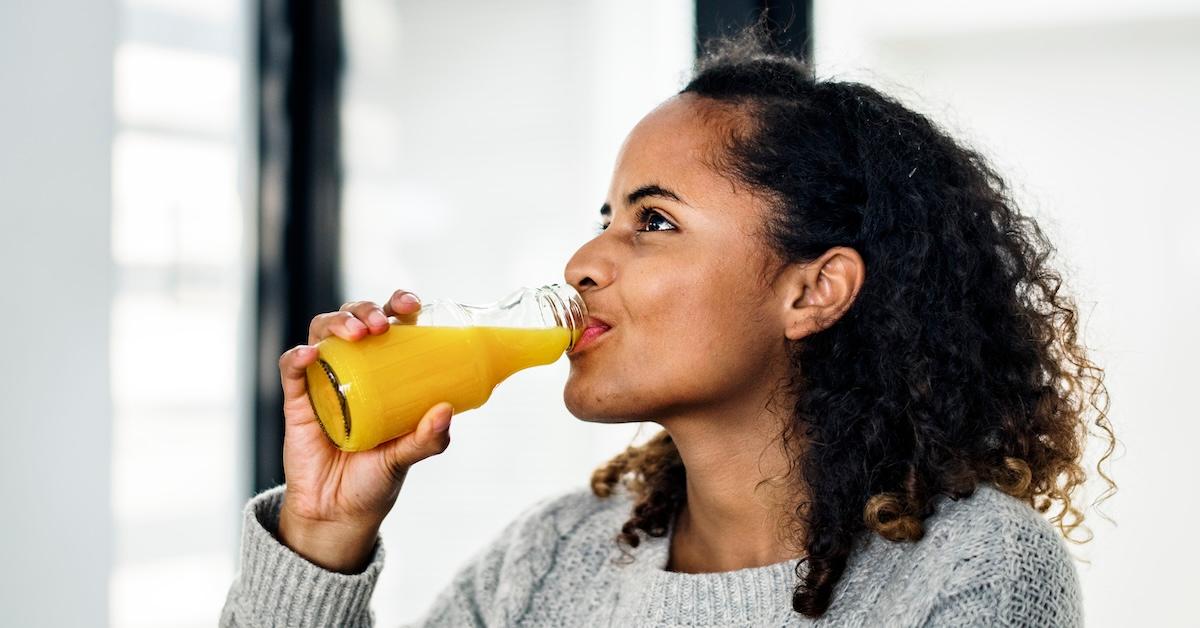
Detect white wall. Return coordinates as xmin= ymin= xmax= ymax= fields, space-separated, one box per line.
xmin=0 ymin=1 xmax=253 ymax=626
xmin=814 ymin=2 xmax=1200 ymax=626
xmin=0 ymin=1 xmax=115 ymax=625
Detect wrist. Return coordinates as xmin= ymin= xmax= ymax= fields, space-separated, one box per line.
xmin=276 ymin=506 xmax=382 ymax=574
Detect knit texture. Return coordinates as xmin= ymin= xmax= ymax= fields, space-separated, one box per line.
xmin=220 ymin=482 xmax=1083 ymax=627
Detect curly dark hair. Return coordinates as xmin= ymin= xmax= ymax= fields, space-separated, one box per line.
xmin=588 ymin=26 xmax=1117 ymax=619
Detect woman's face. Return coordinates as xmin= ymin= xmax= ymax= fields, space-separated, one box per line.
xmin=563 ymin=94 xmax=791 ymax=423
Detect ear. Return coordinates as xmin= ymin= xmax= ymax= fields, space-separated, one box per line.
xmin=776 ymin=246 xmax=865 ymax=341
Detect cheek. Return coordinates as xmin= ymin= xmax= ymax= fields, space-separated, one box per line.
xmin=562 ymin=246 xmax=779 ymax=419
xmin=561 ymin=265 xmax=708 ymax=420
xmin=647 ymin=294 xmax=771 ymax=397
xmin=622 ymin=259 xmax=775 ymax=400
xmin=638 ymin=253 xmax=755 ymax=341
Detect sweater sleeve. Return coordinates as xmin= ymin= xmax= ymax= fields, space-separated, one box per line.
xmin=220 ymin=485 xmax=573 ymax=628
xmin=922 ymin=515 xmax=1084 ymax=628
xmin=219 ymin=485 xmax=385 ymax=628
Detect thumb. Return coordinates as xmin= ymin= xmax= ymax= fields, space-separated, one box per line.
xmin=382 ymin=402 xmax=454 ymax=477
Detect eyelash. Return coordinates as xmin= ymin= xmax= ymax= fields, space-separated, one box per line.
xmin=593 ymin=207 xmax=676 ymax=235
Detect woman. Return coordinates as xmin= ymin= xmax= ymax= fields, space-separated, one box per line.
xmin=221 ymin=29 xmax=1115 ymax=627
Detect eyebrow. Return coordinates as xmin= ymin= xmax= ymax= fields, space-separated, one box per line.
xmin=600 ymin=184 xmax=686 ymax=217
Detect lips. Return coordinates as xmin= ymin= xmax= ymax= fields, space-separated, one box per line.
xmin=570 ymin=315 xmax=612 ymax=354
xmin=586 ymin=314 xmax=612 ymax=329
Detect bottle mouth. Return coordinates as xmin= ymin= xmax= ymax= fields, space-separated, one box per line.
xmin=537 ymin=283 xmax=588 ymax=351
xmin=307 ymin=358 xmax=352 ymax=444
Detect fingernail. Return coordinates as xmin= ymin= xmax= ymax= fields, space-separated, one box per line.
xmin=399 ymin=293 xmax=420 ymax=306
xmin=368 ymin=310 xmax=387 ymax=327
xmin=346 ymin=317 xmax=366 ymax=332
xmin=432 ymin=414 xmax=451 ymax=433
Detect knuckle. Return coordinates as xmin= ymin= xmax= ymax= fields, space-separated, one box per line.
xmin=315 ymin=312 xmax=337 ymax=326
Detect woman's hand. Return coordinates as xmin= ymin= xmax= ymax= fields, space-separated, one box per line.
xmin=275 ymin=289 xmax=455 ymax=573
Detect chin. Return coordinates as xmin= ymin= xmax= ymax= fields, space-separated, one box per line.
xmin=562 ymin=381 xmax=631 ymax=424
xmin=562 ymin=385 xmax=606 ymax=421
xmin=562 ymin=381 xmax=662 ymax=426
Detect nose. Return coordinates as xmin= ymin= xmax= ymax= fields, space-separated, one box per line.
xmin=564 ymin=235 xmax=615 ymax=294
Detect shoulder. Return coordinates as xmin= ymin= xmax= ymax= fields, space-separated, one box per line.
xmin=523 ymin=485 xmax=633 ymax=528
xmin=922 ymin=483 xmax=1078 ymax=571
xmin=915 ymin=484 xmax=1084 ymax=625
xmin=468 ymin=484 xmax=632 ymax=611
xmin=503 ymin=483 xmax=633 ymax=543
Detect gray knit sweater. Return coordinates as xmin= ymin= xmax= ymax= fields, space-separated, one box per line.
xmin=220 ymin=482 xmax=1083 ymax=627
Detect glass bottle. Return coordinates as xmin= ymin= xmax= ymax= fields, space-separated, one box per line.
xmin=305 ymin=283 xmax=587 ymax=451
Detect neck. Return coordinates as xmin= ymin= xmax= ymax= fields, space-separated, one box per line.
xmin=659 ymin=377 xmax=806 ymax=573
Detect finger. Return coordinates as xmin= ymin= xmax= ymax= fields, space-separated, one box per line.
xmin=339 ymin=300 xmax=390 ymax=335
xmin=381 ymin=289 xmax=422 ymax=323
xmin=380 ymin=402 xmax=453 ymax=479
xmin=278 ymin=344 xmax=319 ymax=406
xmin=308 ymin=311 xmax=370 ymax=344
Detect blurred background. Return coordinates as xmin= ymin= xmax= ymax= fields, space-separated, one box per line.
xmin=0 ymin=0 xmax=1196 ymax=626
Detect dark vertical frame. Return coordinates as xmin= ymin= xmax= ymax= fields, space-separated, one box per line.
xmin=695 ymin=0 xmax=813 ymax=60
xmin=254 ymin=0 xmax=345 ymax=493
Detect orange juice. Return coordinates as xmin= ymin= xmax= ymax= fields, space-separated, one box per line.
xmin=305 ymin=324 xmax=575 ymax=451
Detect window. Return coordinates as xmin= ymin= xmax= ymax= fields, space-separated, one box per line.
xmin=109 ymin=0 xmax=253 ymax=625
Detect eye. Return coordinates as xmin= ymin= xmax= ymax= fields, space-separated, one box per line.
xmin=591 ymin=207 xmax=676 ymax=235
xmin=634 ymin=207 xmax=676 ymax=233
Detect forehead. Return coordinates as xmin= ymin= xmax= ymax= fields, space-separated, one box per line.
xmin=609 ymin=95 xmax=752 ymax=207
xmin=609 ymin=94 xmax=768 ymax=226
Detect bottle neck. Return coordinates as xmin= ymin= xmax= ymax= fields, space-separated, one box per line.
xmin=535 ymin=284 xmax=588 ymax=351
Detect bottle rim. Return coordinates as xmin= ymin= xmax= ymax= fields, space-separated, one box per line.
xmin=536 ymin=283 xmax=588 ymax=351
